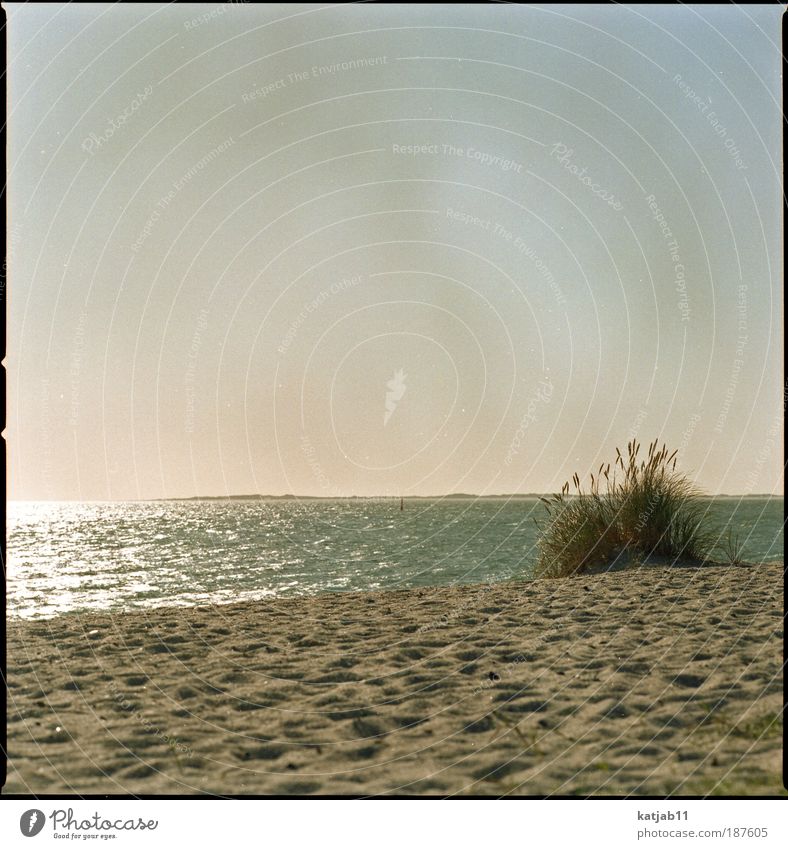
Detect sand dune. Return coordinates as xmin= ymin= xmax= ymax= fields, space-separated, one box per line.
xmin=5 ymin=563 xmax=784 ymax=796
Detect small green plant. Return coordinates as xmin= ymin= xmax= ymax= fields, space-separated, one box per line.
xmin=535 ymin=440 xmax=713 ymax=577
xmin=716 ymin=527 xmax=746 ymax=566
xmin=730 ymin=711 xmax=782 ymax=741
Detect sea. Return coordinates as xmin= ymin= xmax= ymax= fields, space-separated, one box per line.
xmin=7 ymin=497 xmax=784 ymax=619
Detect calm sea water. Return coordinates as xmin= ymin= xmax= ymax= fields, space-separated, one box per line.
xmin=7 ymin=498 xmax=784 ymax=618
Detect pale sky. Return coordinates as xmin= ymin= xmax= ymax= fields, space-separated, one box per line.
xmin=6 ymin=3 xmax=784 ymax=500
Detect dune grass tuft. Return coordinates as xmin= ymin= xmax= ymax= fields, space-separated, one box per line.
xmin=535 ymin=440 xmax=713 ymax=578
xmin=717 ymin=527 xmax=746 ymax=566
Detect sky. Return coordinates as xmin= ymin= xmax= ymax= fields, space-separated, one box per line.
xmin=6 ymin=3 xmax=784 ymax=500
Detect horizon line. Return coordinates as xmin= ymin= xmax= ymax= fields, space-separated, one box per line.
xmin=9 ymin=492 xmax=783 ymax=503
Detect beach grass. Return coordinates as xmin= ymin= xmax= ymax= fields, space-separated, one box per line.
xmin=717 ymin=527 xmax=747 ymax=566
xmin=535 ymin=440 xmax=713 ymax=578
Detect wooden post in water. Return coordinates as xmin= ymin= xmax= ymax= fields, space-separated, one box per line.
xmin=400 ymin=497 xmax=404 ymax=511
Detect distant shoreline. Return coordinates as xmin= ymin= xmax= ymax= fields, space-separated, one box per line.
xmin=159 ymin=493 xmax=782 ymax=502
xmin=9 ymin=493 xmax=783 ymax=503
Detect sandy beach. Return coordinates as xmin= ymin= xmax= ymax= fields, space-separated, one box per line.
xmin=5 ymin=562 xmax=784 ymax=796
